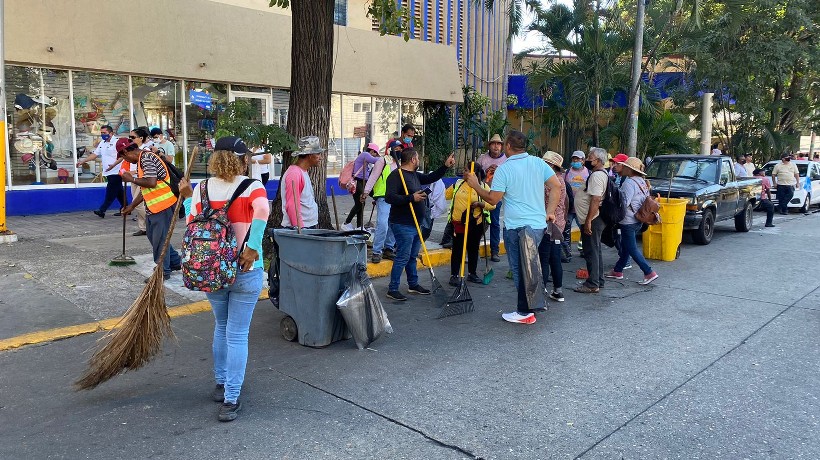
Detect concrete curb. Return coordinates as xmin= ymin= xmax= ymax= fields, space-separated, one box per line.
xmin=0 ymin=243 xmax=508 ymax=352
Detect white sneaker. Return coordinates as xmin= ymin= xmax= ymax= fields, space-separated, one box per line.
xmin=501 ymin=311 xmax=536 ymax=324
xmin=623 ymin=263 xmax=633 ymax=270
xmin=341 ymin=223 xmax=354 ymax=231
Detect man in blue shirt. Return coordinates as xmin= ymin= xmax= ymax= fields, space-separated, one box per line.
xmin=463 ymin=130 xmax=562 ymax=325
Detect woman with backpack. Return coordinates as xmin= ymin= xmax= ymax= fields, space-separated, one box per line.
xmin=605 ymin=157 xmax=658 ymax=285
xmin=178 ymin=136 xmax=270 ymax=423
xmin=445 ymin=165 xmax=495 ymax=286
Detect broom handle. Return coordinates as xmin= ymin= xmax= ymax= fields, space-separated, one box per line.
xmin=156 ymin=147 xmax=199 ymax=266
xmin=121 ymin=186 xmax=127 ymax=256
xmin=397 ymin=168 xmax=433 ymax=268
xmin=459 ymin=162 xmax=474 ymax=278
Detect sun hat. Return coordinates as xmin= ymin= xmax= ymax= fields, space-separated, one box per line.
xmin=366 ymin=142 xmax=381 ymax=153
xmin=296 ymin=136 xmax=325 ymax=156
xmin=617 ymin=156 xmax=646 ymax=176
xmin=542 ymin=151 xmax=563 ymax=168
xmin=571 ymin=150 xmax=585 ymax=160
xmin=612 ymin=153 xmax=629 ymax=164
xmin=14 ymin=137 xmax=34 ymax=154
xmin=214 ymin=136 xmax=249 ymax=155
xmin=488 ymin=134 xmax=503 ymax=144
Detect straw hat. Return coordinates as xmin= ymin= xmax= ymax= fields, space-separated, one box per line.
xmin=14 ymin=137 xmax=34 ymax=154
xmin=542 ymin=150 xmax=563 ymax=168
xmin=617 ymin=156 xmax=646 ymax=175
xmin=488 ymin=134 xmax=503 ymax=145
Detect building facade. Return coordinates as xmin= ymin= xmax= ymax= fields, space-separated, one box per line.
xmin=3 ymin=0 xmax=511 ymax=215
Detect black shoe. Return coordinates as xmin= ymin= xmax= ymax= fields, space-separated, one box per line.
xmin=212 ymin=384 xmax=225 ymax=402
xmin=561 ymin=256 xmax=572 ymax=263
xmin=218 ymin=400 xmax=242 ymax=422
xmin=113 ymin=212 xmax=122 ymax=217
xmin=370 ymin=253 xmax=383 ymax=264
xmin=408 ymin=285 xmax=430 ymax=295
xmin=449 ymin=275 xmax=460 ymax=287
xmin=93 ymin=210 xmax=105 ymax=218
xmin=132 ymin=230 xmax=147 ymax=236
xmin=467 ymin=274 xmax=482 ymax=284
xmin=382 ymin=249 xmax=396 ymax=260
xmin=490 ymin=254 xmax=501 ymax=262
xmin=765 ymin=223 xmax=775 ymax=227
xmin=441 ymin=241 xmax=453 ymax=249
xmin=170 ymin=264 xmax=182 ymax=271
xmin=549 ymin=289 xmax=564 ymax=302
xmin=387 ymin=290 xmax=407 ymax=301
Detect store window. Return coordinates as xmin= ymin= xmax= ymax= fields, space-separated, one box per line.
xmin=341 ymin=95 xmax=374 ymax=163
xmin=132 ymin=77 xmax=183 ymax=166
xmin=72 ymin=71 xmax=131 ymax=184
xmin=372 ymin=97 xmax=400 ymax=151
xmin=5 ymin=66 xmax=71 ymax=186
xmin=185 ymin=81 xmax=227 ymax=178
xmin=327 ymin=94 xmax=344 ymax=176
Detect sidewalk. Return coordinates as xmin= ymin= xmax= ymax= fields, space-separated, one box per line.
xmin=0 ymin=194 xmax=459 ymax=342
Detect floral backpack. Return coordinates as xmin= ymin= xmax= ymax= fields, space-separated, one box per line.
xmin=181 ymin=178 xmax=256 ymax=292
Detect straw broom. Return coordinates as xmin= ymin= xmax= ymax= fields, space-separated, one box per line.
xmin=75 ymin=147 xmax=199 ymax=390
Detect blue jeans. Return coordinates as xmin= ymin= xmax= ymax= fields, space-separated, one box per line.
xmin=388 ymin=223 xmax=421 ymax=291
xmin=505 ymin=226 xmax=544 ymax=313
xmin=373 ymin=197 xmax=396 ymax=254
xmin=145 ymin=205 xmax=181 ymax=276
xmin=614 ymin=222 xmax=652 ymax=275
xmin=489 ymin=201 xmax=502 ymax=255
xmin=207 ymin=268 xmax=264 ymax=403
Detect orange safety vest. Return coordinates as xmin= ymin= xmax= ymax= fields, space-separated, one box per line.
xmin=137 ymin=153 xmax=177 ymax=214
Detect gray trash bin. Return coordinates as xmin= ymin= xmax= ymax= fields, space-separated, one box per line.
xmin=274 ymin=228 xmax=368 ymax=347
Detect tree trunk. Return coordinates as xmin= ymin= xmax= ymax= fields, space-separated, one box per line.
xmin=268 ymin=0 xmax=335 ymax=234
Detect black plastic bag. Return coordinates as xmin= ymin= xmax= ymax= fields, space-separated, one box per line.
xmin=336 ymin=263 xmax=393 ymax=349
xmin=518 ymin=227 xmax=542 ymax=310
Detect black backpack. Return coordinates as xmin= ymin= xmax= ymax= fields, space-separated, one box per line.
xmin=585 ymin=171 xmax=624 ymax=225
xmin=153 ymin=153 xmax=183 ymax=197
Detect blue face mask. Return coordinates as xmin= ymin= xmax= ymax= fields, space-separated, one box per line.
xmin=101 ymin=134 xmax=111 ymax=142
xmin=403 ymin=137 xmax=413 ymax=144
xmin=571 ymin=161 xmax=582 ymax=169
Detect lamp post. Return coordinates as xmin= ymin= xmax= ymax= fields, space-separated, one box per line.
xmin=625 ymin=0 xmax=646 ymax=156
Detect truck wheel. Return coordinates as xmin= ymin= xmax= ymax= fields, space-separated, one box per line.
xmin=734 ymin=202 xmax=752 ymax=232
xmin=280 ymin=316 xmax=298 ymax=342
xmin=800 ymin=194 xmax=811 ymax=214
xmin=693 ymin=209 xmax=715 ymax=245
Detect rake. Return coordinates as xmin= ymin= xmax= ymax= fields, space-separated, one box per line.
xmin=441 ymin=162 xmax=476 ymax=319
xmin=397 ymin=169 xmax=446 ymax=303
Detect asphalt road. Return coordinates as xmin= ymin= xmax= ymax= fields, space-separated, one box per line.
xmin=0 ymin=210 xmax=818 ymax=459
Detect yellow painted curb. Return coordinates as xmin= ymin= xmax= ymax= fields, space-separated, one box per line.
xmin=0 ymin=242 xmax=510 ymax=352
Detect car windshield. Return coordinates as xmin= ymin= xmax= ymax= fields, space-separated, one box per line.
xmin=762 ymin=162 xmax=808 ymax=177
xmin=645 ymin=158 xmax=718 ymax=183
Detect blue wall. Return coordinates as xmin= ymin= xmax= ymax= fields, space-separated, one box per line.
xmin=6 ymin=176 xmax=461 ymax=216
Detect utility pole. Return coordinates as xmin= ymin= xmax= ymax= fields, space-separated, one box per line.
xmin=0 ymin=0 xmax=16 ymax=243
xmin=625 ymin=0 xmax=646 ymax=157
xmin=700 ymin=92 xmax=714 ymax=155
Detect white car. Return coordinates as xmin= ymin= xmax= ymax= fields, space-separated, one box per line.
xmin=762 ymin=160 xmax=820 ymax=212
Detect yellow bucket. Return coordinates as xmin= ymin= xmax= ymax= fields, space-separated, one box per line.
xmin=642 ymin=198 xmax=688 ymax=261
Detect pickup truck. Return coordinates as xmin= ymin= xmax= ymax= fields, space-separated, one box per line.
xmin=644 ymin=155 xmax=762 ymax=245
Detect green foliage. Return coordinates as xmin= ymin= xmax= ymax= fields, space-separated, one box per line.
xmin=215 ymin=100 xmax=297 ymax=158
xmin=601 ymin=108 xmax=696 ymax=158
xmin=366 ymin=0 xmax=420 ymax=41
xmin=422 ymin=103 xmax=454 ymax=171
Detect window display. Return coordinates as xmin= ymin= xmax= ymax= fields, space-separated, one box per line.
xmin=185 ymin=81 xmax=227 ymax=178
xmin=132 ymin=77 xmax=182 ymax=166
xmin=5 ymin=66 xmax=71 ymax=186
xmin=72 ymin=71 xmax=131 ymax=183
